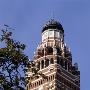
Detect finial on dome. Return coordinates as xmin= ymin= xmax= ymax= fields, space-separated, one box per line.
xmin=51 ymin=10 xmax=55 ymax=20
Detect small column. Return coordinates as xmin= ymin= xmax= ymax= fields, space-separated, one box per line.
xmin=67 ymin=62 xmax=68 ymax=71
xmin=40 ymin=61 xmax=41 ymax=70
xmin=36 ymin=62 xmax=38 ymax=70
xmin=44 ymin=59 xmax=46 ymax=68
xmin=53 ymin=46 xmax=57 ymax=55
xmin=53 ymin=46 xmax=57 ymax=64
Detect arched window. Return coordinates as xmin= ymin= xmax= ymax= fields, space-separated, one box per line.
xmin=53 ymin=75 xmax=55 ymax=80
xmin=29 ymin=84 xmax=31 ymax=88
xmin=37 ymin=82 xmax=38 ymax=86
xmin=50 ymin=58 xmax=54 ymax=64
xmin=51 ymin=76 xmax=52 ymax=80
xmin=35 ymin=83 xmax=36 ymax=87
xmin=45 ymin=59 xmax=49 ymax=67
xmin=60 ymin=59 xmax=64 ymax=67
xmin=56 ymin=48 xmax=60 ymax=54
xmin=41 ymin=80 xmax=42 ymax=84
xmin=41 ymin=60 xmax=44 ymax=69
xmin=47 ymin=47 xmax=53 ymax=54
xmin=33 ymin=84 xmax=34 ymax=88
xmin=68 ymin=63 xmax=70 ymax=71
xmin=65 ymin=61 xmax=67 ymax=70
xmin=37 ymin=62 xmax=40 ymax=70
xmin=39 ymin=81 xmax=40 ymax=85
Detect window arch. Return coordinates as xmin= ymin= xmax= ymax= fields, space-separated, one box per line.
xmin=41 ymin=80 xmax=42 ymax=84
xmin=41 ymin=60 xmax=44 ymax=69
xmin=51 ymin=76 xmax=52 ymax=80
xmin=65 ymin=61 xmax=67 ymax=70
xmin=47 ymin=46 xmax=53 ymax=54
xmin=50 ymin=58 xmax=54 ymax=64
xmin=53 ymin=75 xmax=55 ymax=80
xmin=37 ymin=82 xmax=38 ymax=86
xmin=35 ymin=83 xmax=36 ymax=87
xmin=37 ymin=62 xmax=40 ymax=70
xmin=39 ymin=81 xmax=40 ymax=85
xmin=57 ymin=48 xmax=60 ymax=53
xmin=45 ymin=59 xmax=49 ymax=67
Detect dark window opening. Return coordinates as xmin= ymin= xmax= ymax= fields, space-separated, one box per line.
xmin=37 ymin=62 xmax=40 ymax=70
xmin=41 ymin=60 xmax=44 ymax=69
xmin=47 ymin=47 xmax=53 ymax=54
xmin=45 ymin=59 xmax=49 ymax=67
xmin=39 ymin=81 xmax=40 ymax=85
xmin=41 ymin=80 xmax=42 ymax=84
xmin=56 ymin=48 xmax=61 ymax=55
xmin=68 ymin=63 xmax=70 ymax=71
xmin=60 ymin=59 xmax=64 ymax=67
xmin=50 ymin=58 xmax=54 ymax=64
xmin=37 ymin=82 xmax=38 ymax=86
xmin=57 ymin=48 xmax=60 ymax=53
xmin=65 ymin=61 xmax=67 ymax=70
xmin=35 ymin=83 xmax=36 ymax=87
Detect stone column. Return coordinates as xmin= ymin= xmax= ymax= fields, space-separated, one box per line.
xmin=36 ymin=62 xmax=38 ymax=70
xmin=40 ymin=61 xmax=41 ymax=70
xmin=44 ymin=59 xmax=46 ymax=68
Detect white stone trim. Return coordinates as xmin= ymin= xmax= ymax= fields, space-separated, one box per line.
xmin=30 ymin=79 xmax=55 ymax=90
xmin=31 ymin=72 xmax=56 ymax=83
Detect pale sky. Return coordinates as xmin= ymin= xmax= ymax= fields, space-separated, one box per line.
xmin=0 ymin=0 xmax=90 ymax=90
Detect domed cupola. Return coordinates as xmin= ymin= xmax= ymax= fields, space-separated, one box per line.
xmin=42 ymin=19 xmax=64 ymax=33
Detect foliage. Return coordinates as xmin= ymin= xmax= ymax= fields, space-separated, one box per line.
xmin=0 ymin=25 xmax=29 ymax=90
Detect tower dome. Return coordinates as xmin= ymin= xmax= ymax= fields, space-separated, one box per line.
xmin=42 ymin=19 xmax=64 ymax=33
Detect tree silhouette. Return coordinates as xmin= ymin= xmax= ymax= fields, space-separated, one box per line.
xmin=0 ymin=25 xmax=29 ymax=90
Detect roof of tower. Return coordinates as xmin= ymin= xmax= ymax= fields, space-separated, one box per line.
xmin=42 ymin=19 xmax=64 ymax=33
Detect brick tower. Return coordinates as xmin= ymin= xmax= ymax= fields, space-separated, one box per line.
xmin=26 ymin=19 xmax=80 ymax=90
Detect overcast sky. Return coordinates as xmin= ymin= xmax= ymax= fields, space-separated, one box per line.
xmin=0 ymin=0 xmax=90 ymax=90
